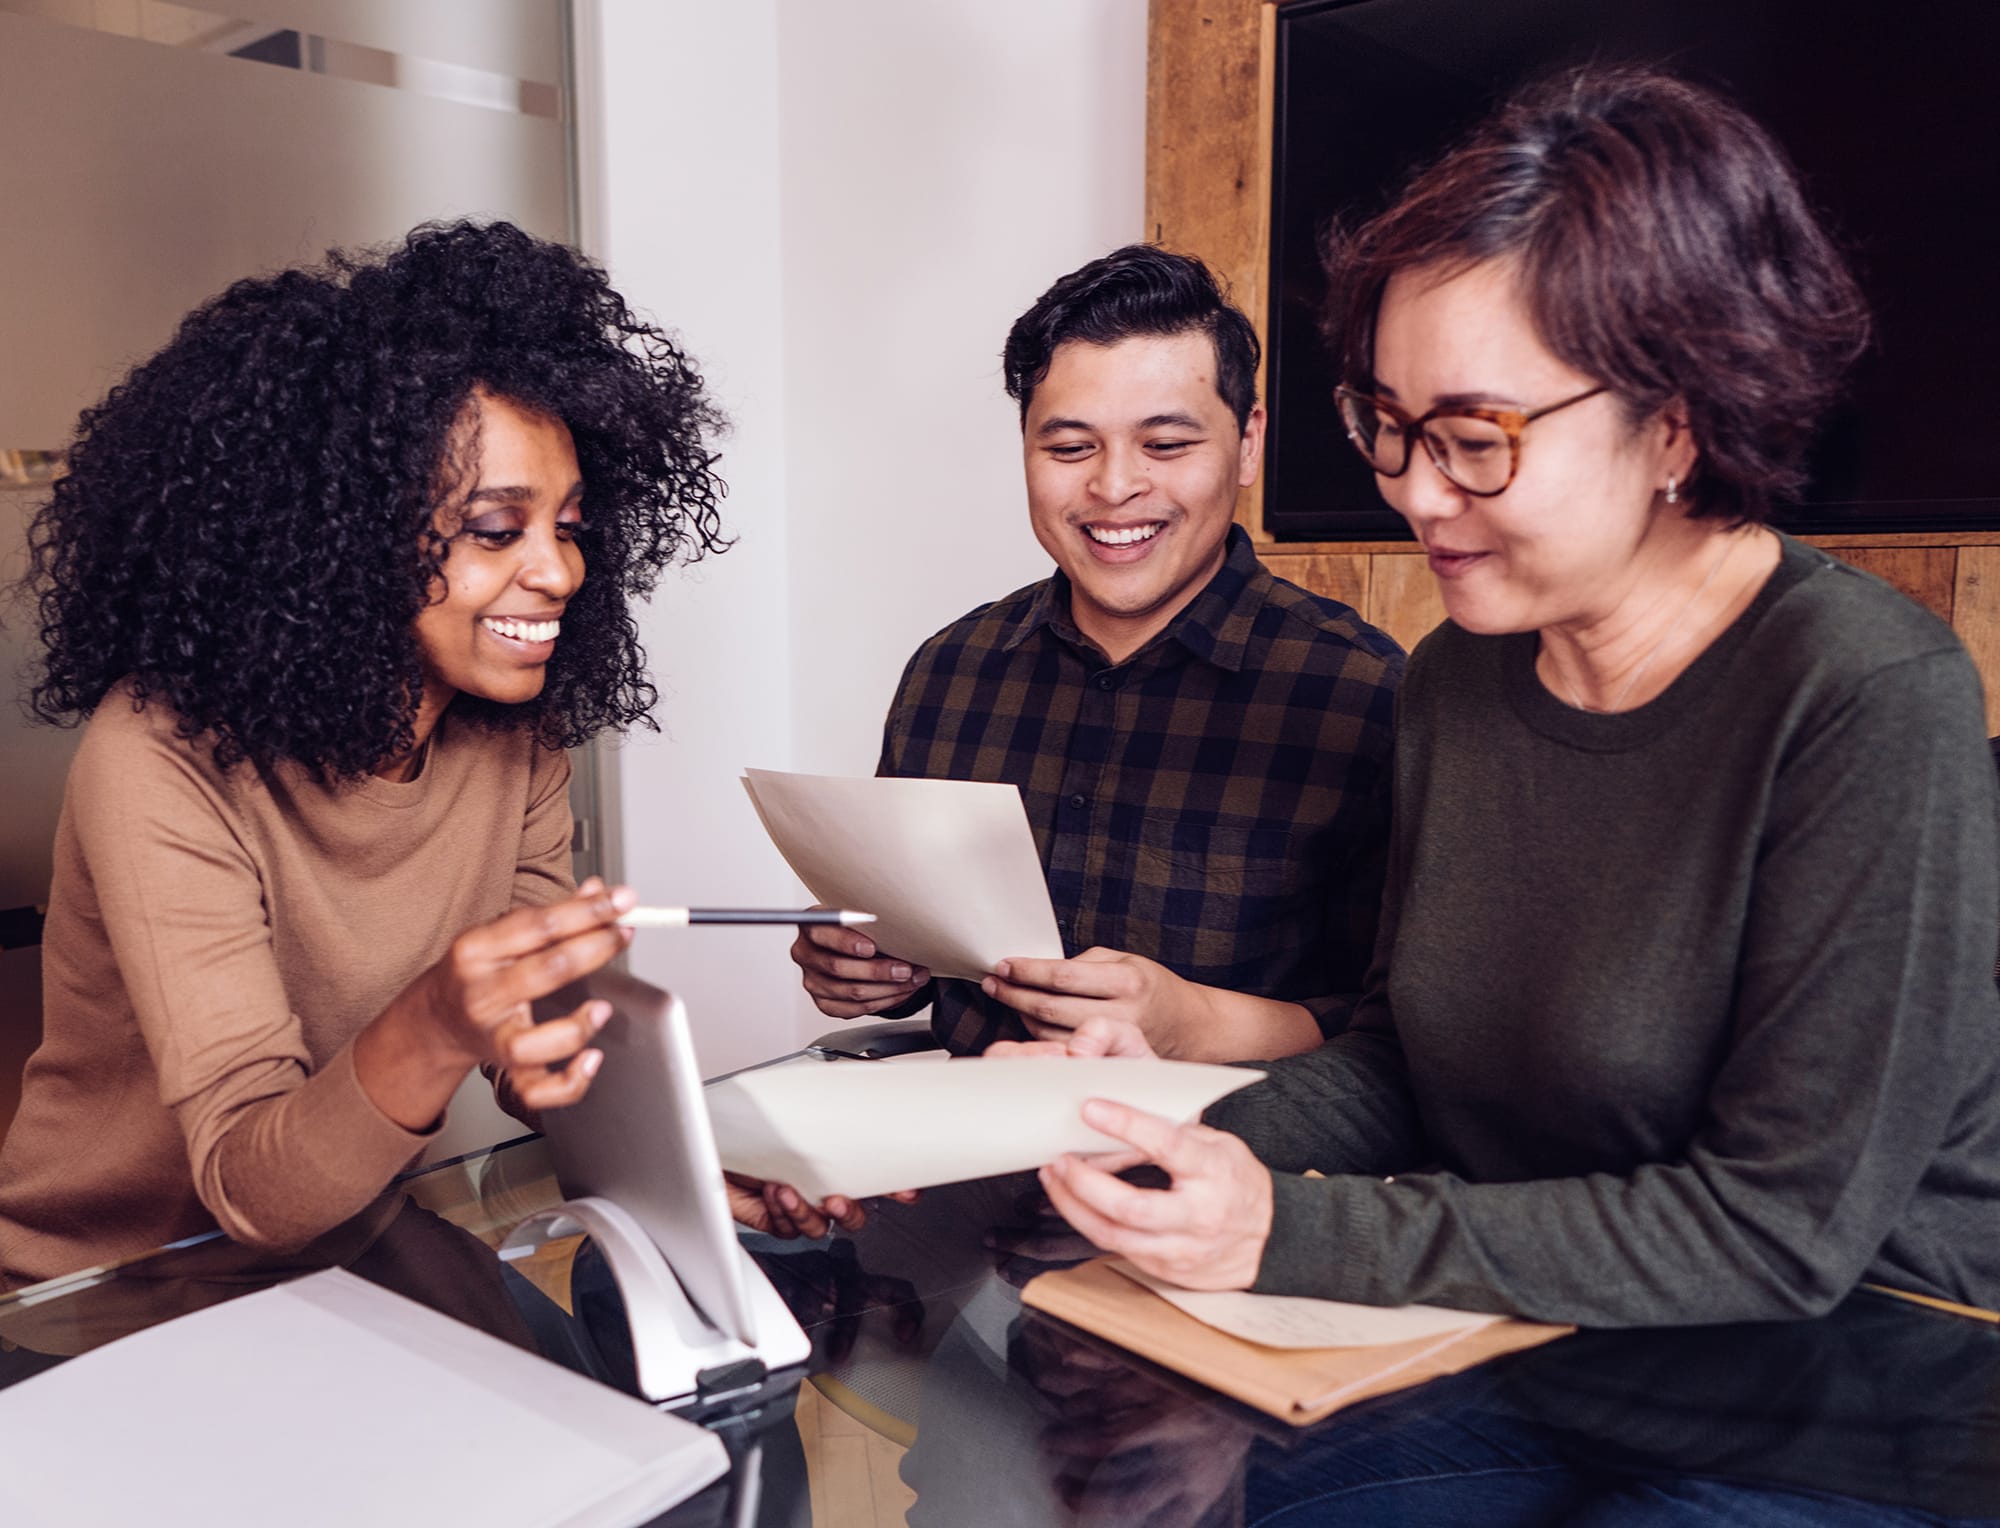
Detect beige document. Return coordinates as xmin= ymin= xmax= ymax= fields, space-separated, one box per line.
xmin=741 ymin=768 xmax=1063 ymax=981
xmin=705 ymin=1055 xmax=1264 ymax=1202
xmin=1109 ymin=1259 xmax=1501 ymax=1348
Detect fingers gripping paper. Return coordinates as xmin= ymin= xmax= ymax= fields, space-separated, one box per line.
xmin=742 ymin=769 xmax=1063 ymax=982
xmin=705 ymin=1057 xmax=1264 ymax=1202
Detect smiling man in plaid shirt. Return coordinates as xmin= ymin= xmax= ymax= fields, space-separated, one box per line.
xmin=792 ymin=246 xmax=1403 ymax=1060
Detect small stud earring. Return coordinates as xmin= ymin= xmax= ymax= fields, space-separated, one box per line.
xmin=1665 ymin=475 xmax=1679 ymax=505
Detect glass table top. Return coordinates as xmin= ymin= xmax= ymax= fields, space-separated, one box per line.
xmin=4 ymin=1122 xmax=1999 ymax=1526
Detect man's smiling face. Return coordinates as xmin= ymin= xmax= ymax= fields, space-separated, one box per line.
xmin=1022 ymin=332 xmax=1264 ymax=665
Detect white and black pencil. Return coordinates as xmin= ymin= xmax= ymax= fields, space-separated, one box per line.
xmin=616 ymin=907 xmax=876 ymax=929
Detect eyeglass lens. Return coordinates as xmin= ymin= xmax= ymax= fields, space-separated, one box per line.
xmin=1337 ymin=393 xmax=1516 ymax=495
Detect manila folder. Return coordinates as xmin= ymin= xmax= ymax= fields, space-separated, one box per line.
xmin=1021 ymin=1256 xmax=1571 ymax=1426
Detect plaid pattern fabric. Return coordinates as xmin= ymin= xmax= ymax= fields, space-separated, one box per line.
xmin=880 ymin=527 xmax=1404 ymax=1053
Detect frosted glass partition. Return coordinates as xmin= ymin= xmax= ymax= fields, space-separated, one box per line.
xmin=0 ymin=1 xmax=570 ymax=451
xmin=0 ymin=0 xmax=581 ymax=1157
xmin=0 ymin=0 xmax=576 ymax=890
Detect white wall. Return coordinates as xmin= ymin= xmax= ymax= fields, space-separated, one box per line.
xmin=775 ymin=2 xmax=1148 ymax=771
xmin=580 ymin=0 xmax=1146 ymax=1075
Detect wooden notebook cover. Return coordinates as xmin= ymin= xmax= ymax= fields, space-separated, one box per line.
xmin=1021 ymin=1257 xmax=1572 ymax=1426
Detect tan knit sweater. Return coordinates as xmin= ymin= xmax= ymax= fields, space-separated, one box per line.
xmin=0 ymin=690 xmax=574 ymax=1288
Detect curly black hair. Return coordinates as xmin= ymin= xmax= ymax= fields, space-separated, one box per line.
xmin=25 ymin=219 xmax=728 ymax=775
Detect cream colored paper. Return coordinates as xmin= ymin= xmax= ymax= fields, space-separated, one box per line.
xmin=741 ymin=768 xmax=1062 ymax=981
xmin=1108 ymin=1259 xmax=1501 ymax=1350
xmin=705 ymin=1056 xmax=1263 ymax=1202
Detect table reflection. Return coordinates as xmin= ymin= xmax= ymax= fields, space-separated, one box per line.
xmin=2 ymin=1133 xmax=1997 ymax=1528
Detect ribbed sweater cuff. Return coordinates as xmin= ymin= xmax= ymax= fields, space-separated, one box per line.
xmin=209 ymin=1044 xmax=437 ymax=1250
xmin=1251 ymin=1171 xmax=1380 ymax=1302
xmin=317 ymin=1040 xmax=440 ymax=1167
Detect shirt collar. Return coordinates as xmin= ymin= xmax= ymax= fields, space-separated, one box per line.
xmin=1000 ymin=525 xmax=1266 ymax=673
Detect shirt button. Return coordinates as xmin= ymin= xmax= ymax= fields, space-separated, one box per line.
xmin=1095 ymin=674 xmax=1117 ymax=691
xmin=1068 ymin=793 xmax=1086 ymax=809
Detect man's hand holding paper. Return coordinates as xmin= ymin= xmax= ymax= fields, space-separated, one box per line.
xmin=744 ymin=769 xmax=1064 ymax=984
xmin=982 ymin=948 xmax=1213 ymax=1055
xmin=723 ymin=1171 xmax=919 ymax=1240
xmin=789 ymin=915 xmax=931 ymax=1020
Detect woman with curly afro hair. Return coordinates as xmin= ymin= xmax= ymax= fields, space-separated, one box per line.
xmin=0 ymin=220 xmax=730 ymax=1287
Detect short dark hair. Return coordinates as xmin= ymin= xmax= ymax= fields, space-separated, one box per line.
xmin=1323 ymin=67 xmax=1871 ymax=524
xmin=27 ymin=219 xmax=728 ymax=776
xmin=1002 ymin=244 xmax=1261 ymax=430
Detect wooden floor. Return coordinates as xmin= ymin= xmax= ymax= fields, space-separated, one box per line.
xmin=796 ymin=1379 xmax=916 ymax=1527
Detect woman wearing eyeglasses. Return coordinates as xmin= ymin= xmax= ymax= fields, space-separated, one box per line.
xmin=1001 ymin=67 xmax=2000 ymax=1328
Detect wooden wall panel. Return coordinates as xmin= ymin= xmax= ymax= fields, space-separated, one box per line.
xmin=1147 ymin=0 xmax=1273 ymax=531
xmin=1146 ymin=0 xmax=1269 ymax=317
xmin=1823 ymin=547 xmax=1956 ymax=625
xmin=1953 ymin=547 xmax=2000 ymax=734
xmin=1262 ymin=551 xmax=1369 ymax=615
xmin=1366 ymin=554 xmax=1448 ymax=654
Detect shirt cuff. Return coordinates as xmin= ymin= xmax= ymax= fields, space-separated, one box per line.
xmin=878 ymin=980 xmax=938 ymax=1022
xmin=1298 ymin=992 xmax=1360 ymax=1038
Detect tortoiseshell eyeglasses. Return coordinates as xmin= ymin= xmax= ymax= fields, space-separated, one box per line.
xmin=1334 ymin=383 xmax=1607 ymax=497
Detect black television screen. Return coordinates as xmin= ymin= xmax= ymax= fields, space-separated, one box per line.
xmin=1264 ymin=0 xmax=2000 ymax=540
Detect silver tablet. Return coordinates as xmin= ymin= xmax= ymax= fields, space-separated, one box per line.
xmin=532 ymin=967 xmax=755 ymax=1349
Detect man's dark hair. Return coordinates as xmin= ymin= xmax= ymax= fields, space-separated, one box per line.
xmin=1322 ymin=67 xmax=1870 ymax=525
xmin=1002 ymin=244 xmax=1261 ymax=430
xmin=26 ymin=219 xmax=729 ymax=776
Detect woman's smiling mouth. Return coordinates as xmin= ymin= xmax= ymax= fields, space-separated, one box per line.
xmin=481 ymin=614 xmax=562 ymax=651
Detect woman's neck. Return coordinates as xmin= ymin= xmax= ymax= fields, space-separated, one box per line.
xmin=1537 ymin=522 xmax=1779 ymax=714
xmin=374 ymin=684 xmax=454 ymax=781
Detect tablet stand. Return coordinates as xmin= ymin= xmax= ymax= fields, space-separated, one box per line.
xmin=500 ymin=1196 xmax=811 ymax=1408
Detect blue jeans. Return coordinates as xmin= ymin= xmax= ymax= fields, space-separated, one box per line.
xmin=1243 ymin=1378 xmax=1971 ymax=1527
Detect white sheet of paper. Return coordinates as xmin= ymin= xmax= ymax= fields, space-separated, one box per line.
xmin=1109 ymin=1259 xmax=1502 ymax=1350
xmin=742 ymin=768 xmax=1062 ymax=981
xmin=705 ymin=1056 xmax=1264 ymax=1202
xmin=0 ymin=1268 xmax=727 ymax=1528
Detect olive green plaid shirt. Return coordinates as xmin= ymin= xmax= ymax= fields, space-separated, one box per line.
xmin=879 ymin=527 xmax=1403 ymax=1053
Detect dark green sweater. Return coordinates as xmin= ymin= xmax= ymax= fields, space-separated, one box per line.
xmin=1206 ymin=536 xmax=2000 ymax=1325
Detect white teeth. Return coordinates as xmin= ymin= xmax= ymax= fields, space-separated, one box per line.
xmin=483 ymin=617 xmax=561 ymax=643
xmin=1085 ymin=523 xmax=1162 ymax=546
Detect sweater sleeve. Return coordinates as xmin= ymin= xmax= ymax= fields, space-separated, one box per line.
xmin=1243 ymin=649 xmax=2000 ymax=1326
xmin=1203 ymin=823 xmax=1428 ymax=1175
xmin=68 ymin=718 xmax=432 ymax=1253
xmin=511 ymin=742 xmax=576 ymax=909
